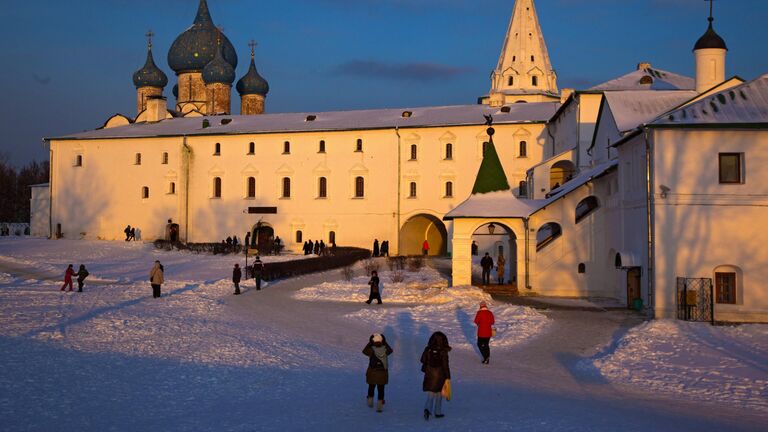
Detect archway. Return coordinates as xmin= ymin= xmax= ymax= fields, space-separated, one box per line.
xmin=399 ymin=214 xmax=448 ymax=256
xmin=550 ymin=160 xmax=576 ymax=190
xmin=251 ymin=223 xmax=274 ymax=254
xmin=472 ymin=222 xmax=517 ymax=288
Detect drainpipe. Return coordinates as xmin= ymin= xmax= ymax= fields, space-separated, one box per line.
xmin=524 ymin=217 xmax=531 ymax=289
xmin=182 ymin=136 xmax=191 ymax=243
xmin=644 ymin=127 xmax=655 ymax=318
xmin=395 ymin=126 xmax=402 ymax=255
xmin=46 ymin=139 xmax=53 ymax=239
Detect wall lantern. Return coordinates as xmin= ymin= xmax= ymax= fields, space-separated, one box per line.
xmin=488 ymin=223 xmax=496 ymax=235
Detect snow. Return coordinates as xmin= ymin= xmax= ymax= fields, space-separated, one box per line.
xmin=603 ymin=90 xmax=696 ymax=132
xmin=584 ymin=320 xmax=768 ymax=413
xmin=444 ymin=190 xmax=546 ymax=220
xmin=590 ymin=67 xmax=695 ymax=91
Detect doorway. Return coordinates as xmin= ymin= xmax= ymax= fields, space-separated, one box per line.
xmin=626 ymin=267 xmax=641 ymax=309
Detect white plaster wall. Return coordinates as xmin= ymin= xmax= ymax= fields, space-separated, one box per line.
xmin=30 ymin=185 xmax=50 ymax=237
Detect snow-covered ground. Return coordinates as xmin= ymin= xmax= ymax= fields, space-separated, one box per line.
xmin=0 ymin=237 xmax=766 ymax=431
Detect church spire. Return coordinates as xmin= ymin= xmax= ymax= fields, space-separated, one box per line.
xmin=485 ymin=0 xmax=559 ymax=105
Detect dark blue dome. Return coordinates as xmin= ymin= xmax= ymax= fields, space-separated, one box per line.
xmin=236 ymin=58 xmax=269 ymax=96
xmin=167 ymin=0 xmax=238 ymax=74
xmin=133 ymin=48 xmax=168 ymax=88
xmin=172 ymin=83 xmax=178 ymax=98
xmin=203 ymin=44 xmax=235 ymax=85
xmin=694 ymin=20 xmax=727 ymax=51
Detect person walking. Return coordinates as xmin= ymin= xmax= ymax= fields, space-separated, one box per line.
xmin=380 ymin=240 xmax=389 ymax=257
xmin=60 ymin=264 xmax=75 ymax=291
xmin=474 ymin=301 xmax=495 ymax=364
xmin=232 ymin=263 xmax=242 ymax=295
xmin=372 ymin=239 xmax=380 ymax=257
xmin=76 ymin=264 xmax=89 ymax=293
xmin=244 ymin=232 xmax=251 ymax=252
xmin=363 ymin=333 xmax=393 ymax=413
xmin=480 ymin=253 xmax=494 ymax=286
xmin=421 ymin=331 xmax=451 ymax=421
xmin=314 ymin=240 xmax=320 ymax=255
xmin=365 ymin=271 xmax=382 ymax=304
xmin=150 ymin=260 xmax=164 ymax=298
xmin=252 ymin=256 xmax=264 ymax=290
xmin=124 ymin=225 xmax=131 ymax=241
xmin=496 ymin=254 xmax=506 ymax=285
xmin=129 ymin=227 xmax=136 ymax=241
xmin=422 ymin=239 xmax=430 ymax=256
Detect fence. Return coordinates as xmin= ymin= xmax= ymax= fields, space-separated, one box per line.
xmin=247 ymin=247 xmax=370 ymax=281
xmin=676 ymin=277 xmax=714 ymax=324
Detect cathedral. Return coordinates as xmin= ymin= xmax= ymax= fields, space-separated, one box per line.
xmin=40 ymin=0 xmax=768 ymax=322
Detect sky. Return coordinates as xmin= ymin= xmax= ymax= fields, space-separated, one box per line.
xmin=0 ymin=0 xmax=766 ymax=167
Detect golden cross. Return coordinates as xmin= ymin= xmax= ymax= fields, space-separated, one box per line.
xmin=145 ymin=30 xmax=154 ymax=49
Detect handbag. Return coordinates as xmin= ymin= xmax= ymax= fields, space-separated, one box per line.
xmin=491 ymin=327 xmax=497 ymax=337
xmin=441 ymin=379 xmax=452 ymax=401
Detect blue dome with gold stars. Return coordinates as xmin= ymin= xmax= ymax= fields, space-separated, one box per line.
xmin=133 ymin=48 xmax=168 ymax=88
xmin=203 ymin=44 xmax=236 ymax=85
xmin=236 ymin=57 xmax=269 ymax=96
xmin=167 ymin=0 xmax=237 ymax=74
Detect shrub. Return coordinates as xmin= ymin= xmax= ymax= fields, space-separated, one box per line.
xmin=387 ymin=256 xmax=406 ymax=271
xmin=341 ymin=266 xmax=354 ymax=281
xmin=407 ymin=256 xmax=424 ymax=272
xmin=362 ymin=258 xmax=380 ymax=275
xmin=389 ymin=270 xmax=405 ymax=283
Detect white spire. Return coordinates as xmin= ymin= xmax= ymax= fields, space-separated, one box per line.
xmin=485 ymin=0 xmax=559 ymax=105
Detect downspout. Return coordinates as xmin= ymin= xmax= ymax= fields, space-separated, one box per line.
xmin=644 ymin=127 xmax=655 ymax=318
xmin=46 ymin=139 xmax=53 ymax=239
xmin=395 ymin=126 xmax=402 ymax=255
xmin=575 ymin=94 xmax=581 ymax=168
xmin=524 ymin=217 xmax=531 ymax=289
xmin=182 ymin=136 xmax=191 ymax=243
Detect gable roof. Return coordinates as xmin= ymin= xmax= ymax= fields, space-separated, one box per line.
xmin=603 ymin=90 xmax=697 ymax=133
xmin=590 ymin=67 xmax=694 ymax=91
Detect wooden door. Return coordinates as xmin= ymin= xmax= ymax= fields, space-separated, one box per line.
xmin=627 ymin=267 xmax=641 ymax=308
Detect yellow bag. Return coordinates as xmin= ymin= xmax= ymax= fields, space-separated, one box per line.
xmin=491 ymin=327 xmax=497 ymax=337
xmin=441 ymin=379 xmax=452 ymax=401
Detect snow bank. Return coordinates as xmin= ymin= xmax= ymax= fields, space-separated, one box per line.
xmin=585 ymin=320 xmax=768 ymax=413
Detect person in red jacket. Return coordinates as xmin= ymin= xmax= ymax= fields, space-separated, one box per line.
xmin=473 ymin=301 xmax=495 ymax=364
xmin=422 ymin=240 xmax=430 ymax=256
xmin=60 ymin=264 xmax=74 ymax=292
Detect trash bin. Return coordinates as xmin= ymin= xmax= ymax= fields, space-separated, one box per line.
xmin=632 ymin=298 xmax=643 ymax=311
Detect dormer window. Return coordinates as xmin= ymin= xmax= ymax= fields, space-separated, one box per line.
xmin=639 ymin=75 xmax=654 ymax=85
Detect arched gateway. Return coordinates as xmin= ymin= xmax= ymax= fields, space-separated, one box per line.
xmin=399 ymin=214 xmax=448 ymax=256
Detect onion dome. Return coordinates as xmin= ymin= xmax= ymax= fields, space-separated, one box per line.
xmin=167 ymin=0 xmax=238 ymax=74
xmin=236 ymin=55 xmax=270 ymax=96
xmin=203 ymin=42 xmax=235 ymax=85
xmin=133 ymin=47 xmax=168 ymax=88
xmin=694 ymin=17 xmax=727 ymax=51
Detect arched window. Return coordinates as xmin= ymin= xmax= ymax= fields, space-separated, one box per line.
xmin=329 ymin=231 xmax=336 ymax=244
xmin=141 ymin=186 xmax=149 ymax=199
xmin=550 ymin=160 xmax=576 ymax=190
xmin=318 ymin=177 xmax=327 ymax=198
xmin=354 ymin=176 xmax=365 ymax=198
xmin=445 ymin=181 xmax=453 ymax=198
xmin=74 ymin=155 xmax=83 ymax=167
xmin=214 ymin=143 xmax=221 ymax=155
xmin=519 ymin=141 xmax=527 ymax=157
xmin=135 ymin=153 xmax=142 ymax=165
xmin=282 ymin=177 xmax=291 ymax=198
xmin=409 ymin=182 xmax=417 ymax=198
xmin=319 ymin=140 xmax=326 ymax=153
xmin=296 ymin=230 xmax=303 ymax=243
xmin=248 ymin=142 xmax=255 ymax=154
xmin=283 ymin=141 xmax=290 ymax=154
xmin=162 ymin=152 xmax=168 ymax=164
xmin=213 ymin=177 xmax=222 ymax=198
xmin=532 ymin=76 xmax=538 ymax=87
xmin=578 ymin=263 xmax=586 ymax=274
xmin=507 ymin=76 xmax=514 ymax=86
xmin=410 ymin=144 xmax=417 ymax=160
xmin=356 ymin=139 xmax=363 ymax=152
xmin=168 ymin=182 xmax=176 ymax=194
xmin=247 ymin=177 xmax=256 ymax=198
xmin=518 ymin=180 xmax=528 ymax=198
xmin=445 ymin=143 xmax=453 ymax=160
xmin=575 ymin=196 xmax=600 ymax=223
xmin=536 ymin=222 xmax=562 ymax=250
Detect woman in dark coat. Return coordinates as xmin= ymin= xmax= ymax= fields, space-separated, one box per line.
xmin=362 ymin=333 xmax=393 ymax=412
xmin=232 ymin=263 xmax=242 ymax=295
xmin=421 ymin=331 xmax=451 ymax=420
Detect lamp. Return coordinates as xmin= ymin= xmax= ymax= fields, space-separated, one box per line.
xmin=488 ymin=223 xmax=496 ymax=235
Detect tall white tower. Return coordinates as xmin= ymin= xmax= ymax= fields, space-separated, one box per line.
xmin=482 ymin=0 xmax=559 ymax=106
xmin=693 ymin=1 xmax=727 ymax=93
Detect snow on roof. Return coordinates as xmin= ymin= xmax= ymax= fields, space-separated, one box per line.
xmin=652 ymin=74 xmax=768 ymax=126
xmin=51 ymin=103 xmax=560 ymax=141
xmin=28 ymin=183 xmax=49 ymax=188
xmin=603 ymin=91 xmax=697 ymax=133
xmin=590 ymin=68 xmax=694 ymax=91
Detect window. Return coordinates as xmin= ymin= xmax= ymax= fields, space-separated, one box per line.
xmin=247 ymin=177 xmax=256 ymax=198
xmin=248 ymin=142 xmax=255 ymax=155
xmin=536 ymin=222 xmax=562 ymax=250
xmin=329 ymin=231 xmax=336 ymax=244
xmin=319 ymin=140 xmax=326 ymax=153
xmin=578 ymin=263 xmax=586 ymax=274
xmin=575 ymin=196 xmax=600 ymax=223
xmin=719 ymin=153 xmax=742 ymax=184
xmin=445 ymin=181 xmax=453 ymax=198
xmin=445 ymin=143 xmax=453 ymax=160
xmin=318 ymin=177 xmax=327 ymax=198
xmin=162 ymin=152 xmax=169 ymax=164
xmin=282 ymin=177 xmax=291 ymax=198
xmin=532 ymin=76 xmax=538 ymax=87
xmin=213 ymin=177 xmax=222 ymax=198
xmin=507 ymin=76 xmax=514 ymax=86
xmin=410 ymin=144 xmax=417 ymax=160
xmin=519 ymin=141 xmax=527 ymax=157
xmin=356 ymin=139 xmax=363 ymax=152
xmin=296 ymin=230 xmax=303 ymax=243
xmin=74 ymin=155 xmax=83 ymax=167
xmin=214 ymin=143 xmax=221 ymax=155
xmin=168 ymin=182 xmax=176 ymax=194
xmin=354 ymin=176 xmax=365 ymax=198
xmin=715 ymin=272 xmax=736 ymax=304
xmin=512 ymin=55 xmax=516 ymax=62
xmin=283 ymin=141 xmax=290 ymax=154
xmin=409 ymin=182 xmax=417 ymax=198
xmin=135 ymin=153 xmax=142 ymax=165
xmin=141 ymin=186 xmax=149 ymax=199
xmin=530 ymin=55 xmax=535 ymax=62
xmin=518 ymin=180 xmax=528 ymax=198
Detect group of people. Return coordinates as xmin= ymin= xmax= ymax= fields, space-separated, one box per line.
xmin=371 ymin=239 xmax=390 ymax=257
xmin=232 ymin=255 xmax=264 ymax=295
xmin=363 ymin=302 xmax=495 ymax=419
xmin=480 ymin=252 xmax=506 ymax=285
xmin=123 ymin=225 xmax=138 ymax=241
xmin=303 ymin=239 xmax=334 ymax=256
xmin=59 ymin=264 xmax=90 ymax=292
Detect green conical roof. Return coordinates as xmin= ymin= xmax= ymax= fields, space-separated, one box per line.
xmin=471 ymin=135 xmax=510 ymax=194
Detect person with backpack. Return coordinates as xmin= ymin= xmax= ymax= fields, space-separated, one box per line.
xmin=420 ymin=331 xmax=451 ymax=420
xmin=252 ymin=256 xmax=264 ymax=290
xmin=362 ymin=333 xmax=393 ymax=413
xmin=76 ymin=264 xmax=90 ymax=293
xmin=474 ymin=301 xmax=496 ymax=364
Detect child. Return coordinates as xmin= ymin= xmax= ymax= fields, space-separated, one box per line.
xmin=76 ymin=264 xmax=90 ymax=293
